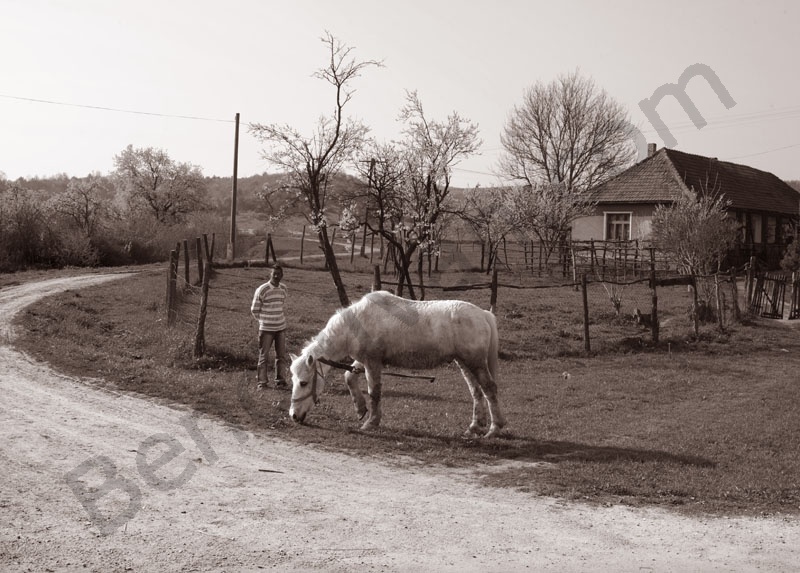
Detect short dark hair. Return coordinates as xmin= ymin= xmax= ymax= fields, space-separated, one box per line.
xmin=271 ymin=264 xmax=283 ymax=272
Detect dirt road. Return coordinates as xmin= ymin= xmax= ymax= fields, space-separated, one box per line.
xmin=1 ymin=275 xmax=798 ymax=572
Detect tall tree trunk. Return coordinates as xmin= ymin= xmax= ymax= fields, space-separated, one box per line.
xmin=319 ymin=226 xmax=350 ymax=307
xmin=399 ymin=246 xmax=417 ymax=300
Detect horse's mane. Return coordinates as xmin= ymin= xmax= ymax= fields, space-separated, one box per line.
xmin=301 ymin=298 xmax=363 ymax=359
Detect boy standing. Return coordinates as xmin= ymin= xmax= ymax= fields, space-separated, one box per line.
xmin=251 ymin=265 xmax=288 ymax=389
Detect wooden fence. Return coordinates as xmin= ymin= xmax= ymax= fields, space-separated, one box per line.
xmin=164 ymin=233 xmax=216 ymax=356
xmin=165 ymin=235 xmax=793 ymax=362
xmin=241 ymin=229 xmax=678 ymax=282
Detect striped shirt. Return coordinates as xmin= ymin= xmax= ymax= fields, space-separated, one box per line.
xmin=251 ymin=281 xmax=288 ymax=331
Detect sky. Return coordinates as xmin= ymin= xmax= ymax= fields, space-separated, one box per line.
xmin=2 ymin=0 xmax=800 ymax=188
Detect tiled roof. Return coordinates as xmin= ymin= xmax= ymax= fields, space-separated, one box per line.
xmin=591 ymin=148 xmax=800 ymax=215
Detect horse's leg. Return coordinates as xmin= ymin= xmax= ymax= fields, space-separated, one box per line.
xmin=360 ymin=362 xmax=383 ymax=431
xmin=344 ymin=361 xmax=368 ymax=420
xmin=455 ymin=360 xmax=488 ymax=436
xmin=474 ymin=365 xmax=506 ymax=438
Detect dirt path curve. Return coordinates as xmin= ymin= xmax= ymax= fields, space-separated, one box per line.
xmin=1 ymin=275 xmax=798 ymax=572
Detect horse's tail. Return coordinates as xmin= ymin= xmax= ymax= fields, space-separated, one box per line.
xmin=485 ymin=310 xmax=499 ymax=384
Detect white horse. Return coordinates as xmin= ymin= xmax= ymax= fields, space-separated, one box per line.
xmin=289 ymin=290 xmax=506 ymax=438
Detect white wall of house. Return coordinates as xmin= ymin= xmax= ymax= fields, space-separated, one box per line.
xmin=571 ymin=204 xmax=656 ymax=241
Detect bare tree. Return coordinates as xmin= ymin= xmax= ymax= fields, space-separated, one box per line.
xmin=508 ymin=182 xmax=597 ymax=268
xmin=50 ymin=175 xmax=114 ymax=240
xmin=354 ymin=92 xmax=480 ymax=298
xmin=458 ymin=186 xmax=520 ymax=273
xmin=113 ymin=145 xmax=206 ymax=224
xmin=499 ymin=70 xmax=636 ymax=191
xmin=250 ymin=33 xmax=380 ymax=307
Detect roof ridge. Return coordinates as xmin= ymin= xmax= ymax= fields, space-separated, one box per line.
xmin=658 ymin=148 xmax=694 ymax=196
xmin=663 ymin=147 xmax=785 ymax=181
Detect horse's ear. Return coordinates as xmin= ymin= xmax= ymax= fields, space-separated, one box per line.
xmin=289 ymin=353 xmax=298 ymax=362
xmin=305 ymin=354 xmax=314 ymax=366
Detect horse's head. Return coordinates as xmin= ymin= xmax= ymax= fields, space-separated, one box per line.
xmin=288 ymin=352 xmax=328 ymax=423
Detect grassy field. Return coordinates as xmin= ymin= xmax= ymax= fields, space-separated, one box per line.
xmin=9 ymin=261 xmax=800 ymax=518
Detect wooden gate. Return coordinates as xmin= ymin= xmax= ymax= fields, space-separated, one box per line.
xmin=749 ymin=273 xmax=799 ymax=319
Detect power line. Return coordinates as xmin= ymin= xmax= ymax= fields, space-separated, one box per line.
xmin=0 ymin=93 xmax=236 ymax=124
xmin=4 ymin=91 xmax=798 ymax=176
xmin=724 ymin=142 xmax=800 ymax=161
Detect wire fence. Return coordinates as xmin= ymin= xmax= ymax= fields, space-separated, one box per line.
xmin=162 ymin=230 xmax=799 ymax=361
xmin=232 ymin=228 xmax=680 ymax=278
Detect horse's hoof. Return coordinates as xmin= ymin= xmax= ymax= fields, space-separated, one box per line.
xmin=483 ymin=426 xmax=502 ymax=439
xmin=356 ymin=407 xmax=368 ymax=420
xmin=360 ymin=420 xmax=379 ymax=431
xmin=463 ymin=425 xmax=483 ymax=438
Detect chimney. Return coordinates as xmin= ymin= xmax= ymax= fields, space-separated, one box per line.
xmin=647 ymin=143 xmax=657 ymax=157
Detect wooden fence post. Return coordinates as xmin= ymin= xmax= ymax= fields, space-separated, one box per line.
xmin=369 ymin=232 xmax=375 ymax=264
xmin=489 ymin=266 xmax=498 ymax=313
xmin=480 ymin=242 xmax=486 ymax=272
xmin=650 ymin=249 xmax=659 ymax=344
xmin=203 ymin=233 xmax=213 ymax=265
xmin=166 ymin=249 xmax=178 ymax=326
xmin=165 ymin=251 xmax=173 ymax=318
xmin=264 ymin=233 xmax=277 ymax=265
xmin=691 ymin=276 xmax=700 ymax=339
xmin=372 ymin=265 xmax=382 ymax=291
xmin=182 ymin=239 xmax=190 ymax=286
xmin=194 ymin=245 xmax=211 ymax=358
xmin=570 ymin=244 xmax=578 ymax=291
xmin=715 ymin=272 xmax=725 ymax=332
xmin=360 ymin=222 xmax=368 ymax=257
xmin=300 ymin=225 xmax=305 ymax=265
xmin=195 ymin=237 xmax=203 ymax=285
xmin=417 ymin=254 xmax=425 ymax=300
xmin=581 ymin=273 xmax=590 ymax=353
xmin=538 ymin=241 xmax=543 ymax=276
xmin=746 ymin=255 xmax=756 ymax=307
xmin=729 ymin=267 xmax=740 ymax=322
xmin=350 ymin=233 xmax=356 ymax=264
xmin=523 ymin=241 xmax=528 ymax=270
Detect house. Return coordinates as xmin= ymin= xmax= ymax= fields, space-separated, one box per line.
xmin=571 ymin=145 xmax=800 ymax=267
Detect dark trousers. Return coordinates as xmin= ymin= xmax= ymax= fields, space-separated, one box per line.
xmin=257 ymin=329 xmax=287 ymax=384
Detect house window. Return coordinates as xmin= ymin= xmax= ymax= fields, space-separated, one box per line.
xmin=766 ymin=216 xmax=777 ymax=244
xmin=752 ymin=215 xmax=763 ymax=244
xmin=736 ymin=212 xmax=747 ymax=243
xmin=605 ymin=213 xmax=631 ymax=241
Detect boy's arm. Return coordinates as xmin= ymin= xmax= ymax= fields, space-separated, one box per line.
xmin=250 ymin=288 xmax=262 ymax=318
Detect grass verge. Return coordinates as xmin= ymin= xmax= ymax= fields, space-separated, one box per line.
xmin=9 ymin=263 xmax=800 ymax=517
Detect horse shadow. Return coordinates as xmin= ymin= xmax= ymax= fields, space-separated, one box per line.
xmin=356 ymin=427 xmax=714 ymax=468
xmin=324 ymin=384 xmax=445 ymax=402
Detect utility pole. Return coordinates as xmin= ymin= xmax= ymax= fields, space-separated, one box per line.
xmin=228 ymin=112 xmax=240 ymax=261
